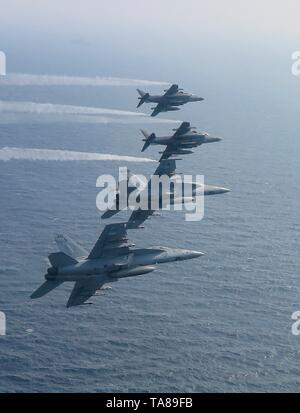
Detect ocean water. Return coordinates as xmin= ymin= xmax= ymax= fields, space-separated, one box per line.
xmin=0 ymin=71 xmax=300 ymax=393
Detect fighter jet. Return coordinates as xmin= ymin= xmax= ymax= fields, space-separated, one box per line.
xmin=141 ymin=121 xmax=222 ymax=161
xmin=31 ymin=223 xmax=203 ymax=307
xmin=137 ymin=84 xmax=204 ymax=117
xmin=101 ymin=159 xmax=230 ymax=228
xmin=101 ymin=159 xmax=190 ymax=223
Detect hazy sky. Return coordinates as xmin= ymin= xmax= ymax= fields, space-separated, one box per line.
xmin=0 ymin=0 xmax=299 ymax=78
xmin=1 ymin=0 xmax=300 ymax=38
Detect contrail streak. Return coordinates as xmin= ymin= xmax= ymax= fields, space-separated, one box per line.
xmin=0 ymin=100 xmax=145 ymax=116
xmin=0 ymin=147 xmax=156 ymax=163
xmin=0 ymin=100 xmax=179 ymax=124
xmin=0 ymin=73 xmax=169 ymax=87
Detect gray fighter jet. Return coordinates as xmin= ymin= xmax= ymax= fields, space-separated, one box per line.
xmin=101 ymin=159 xmax=184 ymax=215
xmin=137 ymin=84 xmax=204 ymax=117
xmin=141 ymin=121 xmax=222 ymax=161
xmin=31 ymin=223 xmax=203 ymax=307
xmin=101 ymin=159 xmax=230 ymax=228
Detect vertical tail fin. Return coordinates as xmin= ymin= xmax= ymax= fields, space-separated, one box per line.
xmin=137 ymin=89 xmax=146 ymax=97
xmin=140 ymin=129 xmax=149 ymax=140
xmin=48 ymin=252 xmax=78 ymax=268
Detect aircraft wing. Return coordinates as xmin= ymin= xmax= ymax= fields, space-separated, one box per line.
xmin=55 ymin=234 xmax=88 ymax=259
xmin=127 ymin=159 xmax=177 ymax=228
xmin=173 ymin=121 xmax=191 ymax=137
xmin=101 ymin=169 xmax=146 ymax=219
xmin=127 ymin=208 xmax=155 ymax=229
xmin=153 ymin=158 xmax=176 ymax=176
xmin=88 ymin=223 xmax=131 ymax=259
xmin=158 ymin=135 xmax=198 ymax=160
xmin=101 ymin=208 xmax=120 ymax=219
xmin=150 ymin=102 xmax=166 ymax=117
xmin=67 ymin=277 xmax=107 ymax=307
xmin=163 ymin=84 xmax=179 ymax=96
xmin=151 ymin=99 xmax=184 ymax=116
xmin=101 ymin=192 xmax=121 ymax=219
xmin=158 ymin=144 xmax=179 ymax=161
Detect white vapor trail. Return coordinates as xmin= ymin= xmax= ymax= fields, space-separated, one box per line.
xmin=0 ymin=100 xmax=145 ymax=116
xmin=0 ymin=73 xmax=169 ymax=87
xmin=0 ymin=147 xmax=156 ymax=163
xmin=0 ymin=100 xmax=178 ymax=123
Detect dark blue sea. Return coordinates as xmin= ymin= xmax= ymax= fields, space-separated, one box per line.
xmin=0 ymin=65 xmax=300 ymax=392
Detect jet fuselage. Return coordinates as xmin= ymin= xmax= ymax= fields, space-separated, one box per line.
xmin=151 ymin=132 xmax=222 ymax=147
xmin=146 ymin=93 xmax=203 ymax=105
xmin=45 ymin=247 xmax=203 ymax=282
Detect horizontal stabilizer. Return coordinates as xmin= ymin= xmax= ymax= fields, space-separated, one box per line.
xmin=141 ymin=132 xmax=156 ymax=152
xmin=48 ymin=252 xmax=77 ymax=268
xmin=31 ymin=280 xmax=63 ymax=299
xmin=137 ymin=90 xmax=149 ymax=108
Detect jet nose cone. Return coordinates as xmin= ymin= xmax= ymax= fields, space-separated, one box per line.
xmin=196 ymin=97 xmax=204 ymax=101
xmin=190 ymin=250 xmax=204 ymax=259
xmin=206 ymin=186 xmax=230 ymax=195
xmin=215 ymin=186 xmax=230 ymax=194
xmin=205 ymin=136 xmax=222 ymax=143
